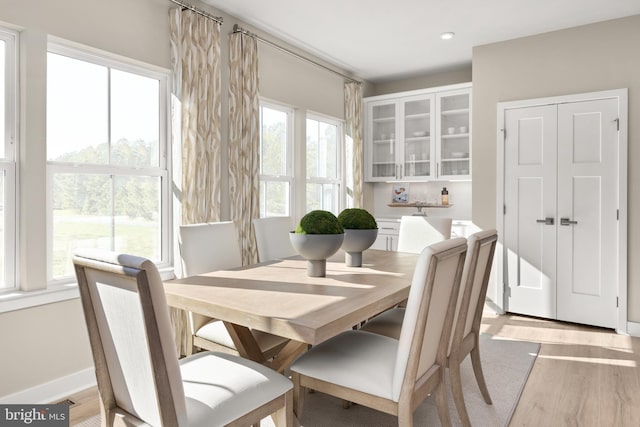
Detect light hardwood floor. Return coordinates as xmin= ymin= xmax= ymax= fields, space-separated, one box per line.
xmin=66 ymin=310 xmax=640 ymax=426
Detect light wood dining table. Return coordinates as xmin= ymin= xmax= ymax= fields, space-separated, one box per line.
xmin=164 ymin=249 xmax=419 ymax=372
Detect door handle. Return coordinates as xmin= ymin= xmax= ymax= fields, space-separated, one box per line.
xmin=536 ymin=217 xmax=555 ymax=225
xmin=560 ymin=218 xmax=578 ymax=226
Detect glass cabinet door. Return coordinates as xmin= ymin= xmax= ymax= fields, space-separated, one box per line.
xmin=402 ymin=96 xmax=433 ymax=179
xmin=370 ymin=102 xmax=397 ymax=180
xmin=438 ymin=90 xmax=471 ymax=179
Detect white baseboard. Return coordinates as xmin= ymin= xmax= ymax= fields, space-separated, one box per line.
xmin=0 ymin=368 xmax=96 ymax=404
xmin=626 ymin=321 xmax=640 ymax=337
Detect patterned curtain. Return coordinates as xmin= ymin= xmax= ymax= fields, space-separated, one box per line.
xmin=169 ymin=8 xmax=222 ymax=356
xmin=345 ymin=82 xmax=364 ymax=208
xmin=169 ymin=8 xmax=221 ymax=225
xmin=228 ymin=31 xmax=260 ymax=266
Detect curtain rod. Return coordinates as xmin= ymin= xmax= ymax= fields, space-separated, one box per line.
xmin=233 ymin=24 xmax=361 ymax=84
xmin=169 ymin=0 xmax=223 ymax=24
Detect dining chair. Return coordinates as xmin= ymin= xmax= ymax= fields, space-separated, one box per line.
xmin=361 ymin=229 xmax=498 ymax=426
xmin=252 ymin=216 xmax=297 ymax=262
xmin=179 ymin=222 xmax=289 ymax=363
xmin=396 ymin=215 xmax=452 ymax=254
xmin=290 ymin=237 xmax=468 ymax=427
xmin=73 ymin=249 xmax=293 ymax=427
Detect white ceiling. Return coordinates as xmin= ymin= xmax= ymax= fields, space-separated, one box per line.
xmin=201 ymin=0 xmax=640 ymax=83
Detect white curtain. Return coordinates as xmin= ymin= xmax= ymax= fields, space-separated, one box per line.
xmin=345 ymin=82 xmax=364 ymax=208
xmin=228 ymin=31 xmax=260 ymax=266
xmin=170 ymin=8 xmax=222 ymax=224
xmin=169 ymin=8 xmax=222 ymax=355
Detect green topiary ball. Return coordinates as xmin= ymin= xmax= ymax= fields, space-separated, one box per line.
xmin=295 ymin=210 xmax=344 ymax=234
xmin=337 ymin=208 xmax=378 ymax=230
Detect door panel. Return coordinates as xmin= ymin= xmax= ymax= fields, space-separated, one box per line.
xmin=556 ymin=98 xmax=618 ymax=328
xmin=504 ymin=105 xmax=557 ymax=318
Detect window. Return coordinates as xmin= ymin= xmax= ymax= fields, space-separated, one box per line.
xmin=306 ymin=114 xmax=343 ymax=214
xmin=259 ymin=102 xmax=293 ymax=217
xmin=46 ymin=45 xmax=169 ymax=283
xmin=0 ymin=27 xmax=17 ymax=291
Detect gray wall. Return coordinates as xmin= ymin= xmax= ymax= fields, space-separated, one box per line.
xmin=0 ymin=0 xmax=354 ymax=398
xmin=371 ymin=66 xmax=472 ymax=96
xmin=472 ymin=15 xmax=640 ymax=321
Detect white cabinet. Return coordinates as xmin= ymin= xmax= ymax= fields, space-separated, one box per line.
xmin=365 ymin=83 xmax=471 ymax=182
xmin=371 ymin=219 xmax=400 ymax=251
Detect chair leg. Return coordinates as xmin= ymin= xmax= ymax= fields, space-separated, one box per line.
xmin=470 ymin=345 xmax=493 ymax=404
xmin=272 ymin=389 xmax=293 ymax=427
xmin=449 ymin=362 xmax=472 ymax=427
xmin=435 ymin=374 xmax=452 ymax=427
xmin=292 ymin=372 xmax=305 ymax=420
xmin=397 ymin=401 xmax=413 ymax=427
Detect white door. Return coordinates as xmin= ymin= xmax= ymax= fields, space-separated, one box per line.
xmin=504 ymin=99 xmax=620 ymax=328
xmin=556 ymin=99 xmax=619 ymax=328
xmin=504 ymin=105 xmax=558 ymax=319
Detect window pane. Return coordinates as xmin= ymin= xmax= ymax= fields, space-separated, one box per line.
xmin=260 ymin=181 xmax=289 ymax=217
xmin=320 ymin=122 xmax=338 ymax=179
xmin=52 ymin=173 xmax=162 ymax=279
xmin=52 ymin=173 xmax=112 ymax=279
xmin=0 ymin=40 xmax=5 ymax=157
xmin=261 ymin=107 xmax=287 ymax=176
xmin=306 ymin=183 xmax=339 ymax=215
xmin=111 ymin=69 xmax=159 ymax=167
xmin=0 ymin=172 xmax=5 ymax=288
xmin=114 ymin=176 xmax=161 ymax=260
xmin=47 ymin=53 xmax=108 ymax=162
xmin=306 ymin=119 xmax=319 ymax=178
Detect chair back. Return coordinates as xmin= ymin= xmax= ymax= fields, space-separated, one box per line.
xmin=397 ymin=216 xmax=452 ymax=253
xmin=73 ymin=250 xmax=186 ymax=426
xmin=392 ymin=237 xmax=467 ymax=401
xmin=449 ymin=229 xmax=498 ymax=354
xmin=179 ymin=222 xmax=242 ymax=276
xmin=253 ymin=216 xmax=297 ymax=262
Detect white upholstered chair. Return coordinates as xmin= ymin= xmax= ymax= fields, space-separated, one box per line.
xmin=179 ymin=222 xmax=289 ymax=363
xmin=252 ymin=216 xmax=297 ymax=262
xmin=362 ymin=229 xmax=498 ymax=426
xmin=396 ymin=215 xmax=452 ymax=254
xmin=73 ymin=249 xmax=293 ymax=427
xmin=290 ymin=238 xmax=468 ymax=427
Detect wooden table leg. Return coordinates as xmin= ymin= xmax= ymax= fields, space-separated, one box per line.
xmin=267 ymin=340 xmax=308 ymax=373
xmin=224 ymin=322 xmax=267 ymax=363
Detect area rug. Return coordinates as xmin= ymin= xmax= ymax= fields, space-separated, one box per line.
xmin=74 ymin=334 xmax=539 ymax=427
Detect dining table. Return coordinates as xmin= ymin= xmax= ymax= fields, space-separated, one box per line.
xmin=164 ymin=249 xmax=419 ymax=372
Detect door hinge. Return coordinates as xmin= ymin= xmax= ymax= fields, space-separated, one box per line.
xmin=616 ymin=297 xmax=619 ymax=308
xmin=613 ymin=118 xmax=620 ymax=131
xmin=501 ymin=128 xmax=506 ymax=139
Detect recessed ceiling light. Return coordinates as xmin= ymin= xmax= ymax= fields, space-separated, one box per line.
xmin=440 ymin=32 xmax=455 ymax=40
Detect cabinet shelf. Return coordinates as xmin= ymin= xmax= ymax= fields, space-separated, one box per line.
xmin=405 ymin=136 xmax=430 ymax=142
xmin=373 ymin=139 xmax=394 ymax=144
xmin=441 ymin=133 xmax=469 ymax=139
xmin=372 ymin=117 xmax=395 ymax=123
xmin=405 ymin=113 xmax=430 ymax=120
xmin=441 ymin=108 xmax=469 ymax=116
xmin=441 ymin=158 xmax=469 ymax=162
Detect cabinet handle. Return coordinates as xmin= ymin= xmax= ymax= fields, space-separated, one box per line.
xmin=436 ymin=162 xmax=439 ymax=178
xmin=560 ymin=218 xmax=578 ymax=226
xmin=536 ymin=217 xmax=555 ymax=225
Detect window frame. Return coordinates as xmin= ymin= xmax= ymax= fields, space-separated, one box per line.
xmin=258 ymin=99 xmax=294 ymax=218
xmin=0 ymin=26 xmax=18 ymax=293
xmin=305 ymin=111 xmax=345 ymax=214
xmin=45 ymin=41 xmax=172 ymax=285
